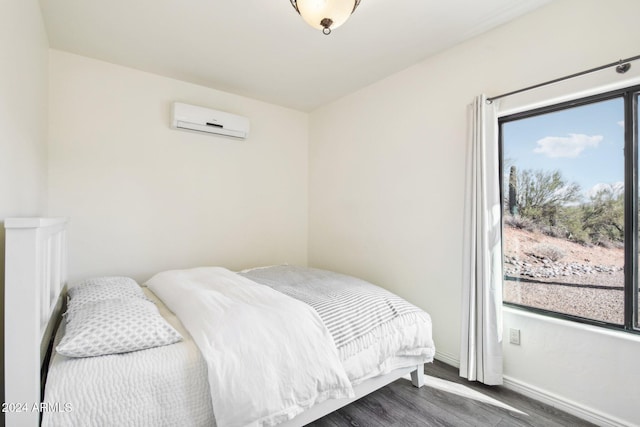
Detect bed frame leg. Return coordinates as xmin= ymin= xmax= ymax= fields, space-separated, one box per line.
xmin=410 ymin=364 xmax=425 ymax=388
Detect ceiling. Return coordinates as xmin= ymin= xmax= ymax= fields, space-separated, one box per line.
xmin=39 ymin=0 xmax=552 ymax=112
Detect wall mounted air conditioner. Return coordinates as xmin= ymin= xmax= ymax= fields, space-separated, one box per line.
xmin=171 ymin=102 xmax=250 ymax=139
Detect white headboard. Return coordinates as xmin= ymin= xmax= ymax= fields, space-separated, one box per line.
xmin=4 ymin=218 xmax=67 ymax=427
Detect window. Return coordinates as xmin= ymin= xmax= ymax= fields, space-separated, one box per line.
xmin=636 ymin=91 xmax=639 ymax=330
xmin=500 ymin=86 xmax=639 ymax=332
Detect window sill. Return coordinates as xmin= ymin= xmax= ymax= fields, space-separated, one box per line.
xmin=503 ymin=305 xmax=640 ymax=344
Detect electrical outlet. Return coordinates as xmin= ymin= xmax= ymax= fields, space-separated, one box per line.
xmin=509 ymin=328 xmax=521 ymax=345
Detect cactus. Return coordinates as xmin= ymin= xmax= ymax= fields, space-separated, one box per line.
xmin=509 ymin=165 xmax=518 ymax=215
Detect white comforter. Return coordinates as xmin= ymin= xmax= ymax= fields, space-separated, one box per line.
xmin=146 ymin=267 xmax=354 ymax=427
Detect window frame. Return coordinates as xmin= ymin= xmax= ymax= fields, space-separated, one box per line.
xmin=498 ymin=84 xmax=640 ymax=334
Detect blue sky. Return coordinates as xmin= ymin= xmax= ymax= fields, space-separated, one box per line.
xmin=502 ymin=97 xmax=625 ymax=202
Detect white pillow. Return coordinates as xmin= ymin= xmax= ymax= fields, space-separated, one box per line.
xmin=56 ymin=298 xmax=183 ymax=358
xmin=66 ymin=276 xmax=147 ymax=316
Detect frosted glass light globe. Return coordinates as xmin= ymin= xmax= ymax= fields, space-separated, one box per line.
xmin=293 ymin=0 xmax=359 ymax=34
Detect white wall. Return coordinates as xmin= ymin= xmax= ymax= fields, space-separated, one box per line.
xmin=0 ymin=1 xmax=50 ymax=215
xmin=503 ymin=307 xmax=640 ymax=426
xmin=0 ymin=0 xmax=48 ymax=219
xmin=308 ymin=0 xmax=640 ymax=425
xmin=0 ymin=0 xmax=50 ymax=414
xmin=48 ymin=51 xmax=309 ymax=283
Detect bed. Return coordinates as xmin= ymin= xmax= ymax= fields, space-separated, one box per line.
xmin=4 ymin=218 xmax=435 ymax=427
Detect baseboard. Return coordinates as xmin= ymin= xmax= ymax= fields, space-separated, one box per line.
xmin=434 ymin=351 xmax=459 ymax=368
xmin=502 ymin=375 xmax=634 ymax=427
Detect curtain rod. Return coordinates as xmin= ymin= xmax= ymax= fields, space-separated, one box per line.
xmin=487 ymin=53 xmax=640 ymax=103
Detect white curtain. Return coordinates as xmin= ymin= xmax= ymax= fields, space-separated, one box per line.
xmin=460 ymin=94 xmax=503 ymax=385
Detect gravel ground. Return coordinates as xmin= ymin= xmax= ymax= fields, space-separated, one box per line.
xmin=503 ymin=226 xmax=633 ymax=325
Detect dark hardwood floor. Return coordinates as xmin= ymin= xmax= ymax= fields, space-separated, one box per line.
xmin=308 ymin=360 xmax=596 ymax=427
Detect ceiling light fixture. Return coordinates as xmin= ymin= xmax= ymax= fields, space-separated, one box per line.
xmin=290 ymin=0 xmax=361 ymax=35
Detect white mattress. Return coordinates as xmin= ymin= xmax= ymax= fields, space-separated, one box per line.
xmin=42 ymin=289 xmax=215 ymax=427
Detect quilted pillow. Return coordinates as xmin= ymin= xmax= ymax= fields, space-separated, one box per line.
xmin=56 ymin=298 xmax=183 ymax=358
xmin=66 ymin=276 xmax=148 ymax=316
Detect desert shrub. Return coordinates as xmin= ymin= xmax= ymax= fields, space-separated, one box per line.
xmin=540 ymin=225 xmax=566 ymax=239
xmin=530 ymin=243 xmax=565 ymax=262
xmin=593 ymin=238 xmax=624 ymax=250
xmin=582 ymin=187 xmax=624 ymax=244
xmin=557 ymin=206 xmax=591 ymax=245
xmin=567 ymin=229 xmax=591 ymax=246
xmin=503 ymin=170 xmax=624 ymax=248
xmin=515 ymin=169 xmax=582 ymax=226
xmin=504 ymin=214 xmax=536 ymax=232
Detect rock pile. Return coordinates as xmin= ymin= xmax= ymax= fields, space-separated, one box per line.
xmin=504 ymin=255 xmax=622 ymax=279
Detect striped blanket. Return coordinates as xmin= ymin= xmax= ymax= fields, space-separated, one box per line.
xmin=240 ymin=266 xmax=423 ymax=349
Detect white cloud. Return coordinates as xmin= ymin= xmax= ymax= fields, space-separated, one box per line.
xmin=533 ymin=133 xmax=603 ymax=158
xmin=587 ymin=182 xmax=624 ymax=199
xmin=617 ymin=120 xmax=625 ymax=127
